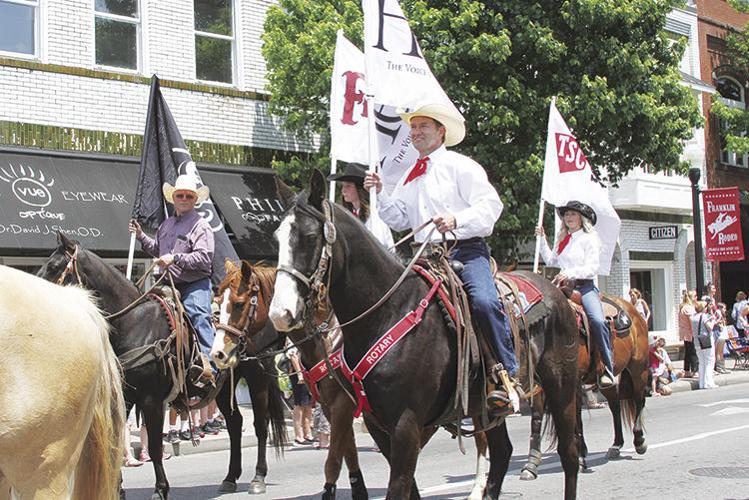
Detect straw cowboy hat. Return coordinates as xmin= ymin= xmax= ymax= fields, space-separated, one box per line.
xmin=398 ymin=103 xmax=466 ymax=147
xmin=556 ymin=200 xmax=597 ymax=225
xmin=163 ymin=174 xmax=210 ymax=204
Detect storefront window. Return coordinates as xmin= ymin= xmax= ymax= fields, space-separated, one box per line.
xmin=717 ymin=77 xmax=748 ymax=168
xmin=94 ymin=0 xmax=140 ymax=70
xmin=0 ymin=0 xmax=38 ymax=57
xmin=194 ymin=0 xmax=234 ymax=84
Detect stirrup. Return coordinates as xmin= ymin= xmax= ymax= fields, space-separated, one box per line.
xmin=498 ymin=369 xmax=520 ymax=412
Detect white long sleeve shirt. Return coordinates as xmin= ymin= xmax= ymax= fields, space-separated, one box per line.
xmin=539 ymin=229 xmax=600 ymax=280
xmin=365 ymin=214 xmax=395 ymax=248
xmin=377 ymin=145 xmax=503 ymax=242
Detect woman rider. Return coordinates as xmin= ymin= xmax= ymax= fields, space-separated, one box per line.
xmin=328 ymin=162 xmax=394 ymax=248
xmin=535 ymin=201 xmax=616 ymax=388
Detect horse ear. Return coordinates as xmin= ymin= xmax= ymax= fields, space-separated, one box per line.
xmin=240 ymin=260 xmax=254 ymax=280
xmin=56 ymin=231 xmax=75 ymax=251
xmin=275 ymin=176 xmax=296 ymax=209
xmin=308 ymin=169 xmax=326 ymax=210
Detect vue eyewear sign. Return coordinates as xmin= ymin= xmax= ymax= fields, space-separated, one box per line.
xmin=702 ymin=186 xmax=744 ymax=262
xmin=649 ymin=226 xmax=678 ymax=240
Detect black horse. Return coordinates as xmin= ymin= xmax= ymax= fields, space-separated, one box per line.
xmin=38 ymin=233 xmax=286 ymax=499
xmin=268 ymin=172 xmax=580 ymax=499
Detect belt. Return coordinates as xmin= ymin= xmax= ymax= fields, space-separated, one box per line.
xmin=574 ymin=279 xmax=594 ymax=287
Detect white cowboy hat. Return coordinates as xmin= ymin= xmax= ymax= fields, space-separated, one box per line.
xmin=162 ymin=174 xmax=210 ymax=204
xmin=398 ymin=103 xmax=466 ymax=147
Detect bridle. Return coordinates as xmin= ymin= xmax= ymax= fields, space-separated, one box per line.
xmin=215 ymin=272 xmax=262 ymax=357
xmin=55 ymin=245 xmax=82 ymax=285
xmin=276 ymin=198 xmax=337 ymax=328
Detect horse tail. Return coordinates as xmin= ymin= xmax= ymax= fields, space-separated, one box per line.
xmin=619 ymin=396 xmax=642 ymax=432
xmin=541 ymin=400 xmax=559 ymax=452
xmin=73 ymin=298 xmax=126 ymax=500
xmin=262 ymin=357 xmax=289 ymax=455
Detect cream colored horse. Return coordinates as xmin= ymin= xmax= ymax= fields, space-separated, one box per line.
xmin=0 ymin=265 xmax=125 ymax=500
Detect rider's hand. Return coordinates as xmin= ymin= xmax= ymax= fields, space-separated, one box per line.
xmin=156 ymin=254 xmax=175 ymax=267
xmin=363 ymin=172 xmax=383 ymax=194
xmin=433 ymin=214 xmax=457 ymax=234
xmin=552 ymin=272 xmax=569 ymax=285
xmin=535 ymin=225 xmax=545 ymax=237
xmin=128 ymin=219 xmax=142 ymax=237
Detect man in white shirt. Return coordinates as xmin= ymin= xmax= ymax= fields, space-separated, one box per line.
xmin=364 ymin=103 xmax=520 ymax=413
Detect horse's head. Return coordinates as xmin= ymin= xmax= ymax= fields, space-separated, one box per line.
xmin=211 ymin=259 xmax=277 ymax=369
xmin=269 ymin=170 xmax=334 ymax=332
xmin=37 ymin=232 xmax=83 ymax=285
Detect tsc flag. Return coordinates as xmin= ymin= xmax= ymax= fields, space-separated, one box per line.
xmin=702 ymin=187 xmax=744 ymax=262
xmin=133 ymin=75 xmax=238 ymax=286
xmin=329 ymin=30 xmax=417 ymax=193
xmin=361 ymin=0 xmax=461 ymax=118
xmin=541 ymin=100 xmax=620 ymax=275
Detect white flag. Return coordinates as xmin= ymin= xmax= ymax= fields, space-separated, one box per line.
xmin=329 ymin=31 xmax=418 ymax=193
xmin=541 ymin=101 xmax=620 ymax=275
xmin=361 ymin=0 xmax=461 ymax=117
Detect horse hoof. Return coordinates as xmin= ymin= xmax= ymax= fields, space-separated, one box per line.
xmin=350 ymin=485 xmax=368 ymax=500
xmin=635 ymin=442 xmax=648 ymax=455
xmin=519 ymin=468 xmax=538 ymax=481
xmin=218 ymin=480 xmax=237 ymax=493
xmin=607 ymin=447 xmax=621 ymax=459
xmin=579 ymin=458 xmax=588 ymax=472
xmin=248 ymin=479 xmax=267 ymax=495
xmin=149 ymin=492 xmax=166 ymax=500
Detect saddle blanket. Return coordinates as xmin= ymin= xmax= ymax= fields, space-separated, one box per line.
xmin=497 ymin=273 xmax=543 ymax=317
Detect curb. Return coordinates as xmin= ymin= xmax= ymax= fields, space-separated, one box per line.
xmin=663 ymin=366 xmax=749 ymax=395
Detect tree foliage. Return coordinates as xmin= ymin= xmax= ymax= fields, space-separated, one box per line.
xmin=262 ymin=0 xmax=702 ymax=262
xmin=711 ymin=0 xmax=749 ymax=155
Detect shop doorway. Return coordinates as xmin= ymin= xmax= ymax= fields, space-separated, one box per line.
xmin=630 ymin=270 xmax=654 ymax=330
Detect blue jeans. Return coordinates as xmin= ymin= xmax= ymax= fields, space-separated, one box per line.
xmin=451 ymin=240 xmax=518 ymax=376
xmin=577 ymin=282 xmax=614 ymax=374
xmin=177 ymin=277 xmax=215 ymax=360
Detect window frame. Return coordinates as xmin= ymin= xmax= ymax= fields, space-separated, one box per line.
xmin=0 ymin=0 xmax=41 ymax=60
xmin=716 ymin=76 xmax=748 ymax=168
xmin=91 ymin=0 xmax=142 ymax=73
xmin=193 ymin=0 xmax=236 ymax=86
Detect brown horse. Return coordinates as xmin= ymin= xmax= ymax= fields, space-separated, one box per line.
xmin=211 ymin=260 xmax=369 ymax=499
xmin=521 ymin=294 xmax=649 ymax=480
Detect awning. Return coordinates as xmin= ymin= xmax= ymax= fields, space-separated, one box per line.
xmin=0 ymin=150 xmax=139 ymax=256
xmin=0 ymin=148 xmax=282 ymax=259
xmin=201 ymin=165 xmax=282 ymax=259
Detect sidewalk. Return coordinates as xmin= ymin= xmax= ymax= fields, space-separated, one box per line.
xmin=128 ymin=362 xmax=749 ymax=458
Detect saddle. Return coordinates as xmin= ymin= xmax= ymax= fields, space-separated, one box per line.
xmin=556 ymin=279 xmax=632 ymax=339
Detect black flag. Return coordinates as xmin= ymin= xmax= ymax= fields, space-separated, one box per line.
xmin=133 ymin=75 xmax=238 ymax=286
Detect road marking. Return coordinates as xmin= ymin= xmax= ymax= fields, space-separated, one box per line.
xmin=370 ymin=424 xmax=749 ymax=499
xmin=711 ymin=406 xmax=749 ymax=416
xmin=698 ymin=398 xmax=749 ymax=407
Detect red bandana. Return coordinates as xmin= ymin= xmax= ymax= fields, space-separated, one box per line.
xmin=557 ymin=233 xmax=572 ymax=254
xmin=403 ymin=157 xmax=430 ymax=185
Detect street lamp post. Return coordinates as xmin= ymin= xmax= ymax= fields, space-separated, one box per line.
xmin=688 ymin=166 xmax=705 ymax=295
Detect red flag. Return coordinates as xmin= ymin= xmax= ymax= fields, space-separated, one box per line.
xmin=702 ymin=187 xmax=744 ymax=261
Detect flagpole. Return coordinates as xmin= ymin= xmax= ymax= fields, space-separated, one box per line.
xmin=125 ymin=232 xmax=136 ymax=280
xmin=366 ymin=93 xmax=379 ymax=215
xmin=329 ymin=156 xmax=337 ymax=203
xmin=533 ymin=200 xmax=545 ymax=274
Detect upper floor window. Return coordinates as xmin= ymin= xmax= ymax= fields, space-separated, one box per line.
xmin=94 ymin=0 xmax=140 ymax=71
xmin=194 ymin=0 xmax=235 ymax=84
xmin=716 ymin=76 xmax=748 ymax=167
xmin=0 ymin=0 xmax=39 ymax=58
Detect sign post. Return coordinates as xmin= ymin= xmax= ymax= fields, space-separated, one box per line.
xmin=702 ymin=186 xmax=744 ymax=262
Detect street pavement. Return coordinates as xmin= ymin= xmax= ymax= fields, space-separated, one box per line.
xmin=122 ymin=375 xmax=749 ymax=499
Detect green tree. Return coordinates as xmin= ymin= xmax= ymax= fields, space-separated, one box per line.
xmin=711 ymin=0 xmax=749 ymax=154
xmin=262 ymin=0 xmax=702 ymax=262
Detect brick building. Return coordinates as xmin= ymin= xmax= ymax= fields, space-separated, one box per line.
xmin=695 ymin=0 xmax=749 ymax=307
xmin=0 ymin=0 xmax=308 ymax=274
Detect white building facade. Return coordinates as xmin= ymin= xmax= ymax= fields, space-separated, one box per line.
xmin=0 ymin=0 xmax=307 ymax=272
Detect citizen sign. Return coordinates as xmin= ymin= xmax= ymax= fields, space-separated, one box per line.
xmin=649 ymin=226 xmax=677 ymax=240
